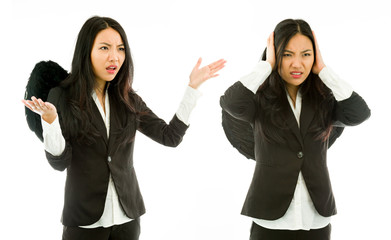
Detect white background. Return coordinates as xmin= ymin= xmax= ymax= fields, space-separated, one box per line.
xmin=2 ymin=0 xmax=390 ymax=239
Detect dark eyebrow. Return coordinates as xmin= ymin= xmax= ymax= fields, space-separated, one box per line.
xmin=99 ymin=42 xmax=125 ymax=47
xmin=284 ymin=49 xmax=313 ymax=54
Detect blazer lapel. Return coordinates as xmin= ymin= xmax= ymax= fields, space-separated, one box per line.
xmin=106 ymin=93 xmax=138 ymax=156
xmin=300 ymin=95 xmax=315 ymax=139
xmin=281 ymin=97 xmax=303 ymax=147
xmin=91 ymin=99 xmax=109 ymax=145
xmin=107 ymin=94 xmax=123 ymax=155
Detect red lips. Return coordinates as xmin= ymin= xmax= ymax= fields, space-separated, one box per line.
xmin=290 ymin=71 xmax=303 ymax=79
xmin=106 ymin=65 xmax=117 ymax=74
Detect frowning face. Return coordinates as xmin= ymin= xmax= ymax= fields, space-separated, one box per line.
xmin=278 ymin=33 xmax=314 ymax=92
xmin=90 ymin=27 xmax=125 ymax=86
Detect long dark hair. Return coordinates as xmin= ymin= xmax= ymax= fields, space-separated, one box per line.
xmin=60 ymin=16 xmax=139 ymax=145
xmin=256 ymin=19 xmax=334 ymax=143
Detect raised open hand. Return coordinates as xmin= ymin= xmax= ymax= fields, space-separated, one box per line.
xmin=312 ymin=31 xmax=326 ymax=75
xmin=22 ymin=96 xmax=57 ymax=124
xmin=189 ymin=58 xmax=226 ymax=89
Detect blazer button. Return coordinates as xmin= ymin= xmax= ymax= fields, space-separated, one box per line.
xmin=297 ymin=151 xmax=304 ymax=159
xmin=108 ymin=156 xmax=112 ymax=162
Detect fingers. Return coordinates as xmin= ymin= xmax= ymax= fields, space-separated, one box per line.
xmin=312 ymin=31 xmax=322 ymax=55
xmin=22 ymin=99 xmax=34 ymax=112
xmin=208 ymin=59 xmax=226 ymax=69
xmin=312 ymin=31 xmax=318 ymax=47
xmin=194 ymin=58 xmax=226 ymax=73
xmin=207 ymin=59 xmax=226 ymax=76
xmin=311 ymin=31 xmax=326 ymax=74
xmin=266 ymin=32 xmax=276 ymax=68
xmin=22 ymin=96 xmax=49 ymax=114
xmin=209 ymin=62 xmax=226 ymax=75
xmin=209 ymin=73 xmax=220 ymax=79
xmin=188 ymin=58 xmax=226 ymax=89
xmin=193 ymin=57 xmax=202 ymax=70
xmin=32 ymin=97 xmax=47 ymax=111
xmin=267 ymin=32 xmax=274 ymax=47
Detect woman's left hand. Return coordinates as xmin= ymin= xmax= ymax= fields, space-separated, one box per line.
xmin=189 ymin=58 xmax=226 ymax=89
xmin=312 ymin=31 xmax=326 ymax=75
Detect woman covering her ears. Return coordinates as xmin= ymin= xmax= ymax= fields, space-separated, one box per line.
xmin=220 ymin=19 xmax=370 ymax=240
xmin=22 ymin=16 xmax=225 ymax=240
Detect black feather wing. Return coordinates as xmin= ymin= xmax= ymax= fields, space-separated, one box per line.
xmin=328 ymin=126 xmax=344 ymax=148
xmin=24 ymin=61 xmax=69 ymax=141
xmin=221 ymin=109 xmax=255 ymax=160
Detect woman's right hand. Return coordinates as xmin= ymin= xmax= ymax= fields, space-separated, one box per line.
xmin=266 ymin=32 xmax=276 ymax=69
xmin=22 ymin=97 xmax=57 ymax=124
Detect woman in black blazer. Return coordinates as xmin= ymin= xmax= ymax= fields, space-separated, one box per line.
xmin=22 ymin=16 xmax=225 ymax=240
xmin=220 ymin=19 xmax=370 ymax=240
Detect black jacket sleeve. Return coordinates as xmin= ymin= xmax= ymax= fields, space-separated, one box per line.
xmin=136 ymin=95 xmax=189 ymax=147
xmin=333 ymin=91 xmax=371 ymax=127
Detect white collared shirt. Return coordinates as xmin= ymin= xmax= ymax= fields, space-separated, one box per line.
xmin=240 ymin=61 xmax=353 ymax=230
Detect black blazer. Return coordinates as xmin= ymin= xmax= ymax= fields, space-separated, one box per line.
xmin=45 ymin=87 xmax=188 ymax=227
xmin=220 ymin=81 xmax=370 ymax=220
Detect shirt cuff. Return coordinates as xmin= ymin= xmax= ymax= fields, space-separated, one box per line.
xmin=318 ymin=67 xmax=354 ymax=101
xmin=42 ymin=115 xmax=66 ymax=156
xmin=175 ymin=86 xmax=202 ymax=126
xmin=239 ymin=61 xmax=272 ymax=94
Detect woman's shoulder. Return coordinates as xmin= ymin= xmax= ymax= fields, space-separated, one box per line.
xmin=128 ymin=91 xmax=146 ymax=109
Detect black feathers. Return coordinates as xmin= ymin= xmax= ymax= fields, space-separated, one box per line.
xmin=221 ymin=109 xmax=255 ymax=160
xmin=24 ymin=61 xmax=69 ymax=141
